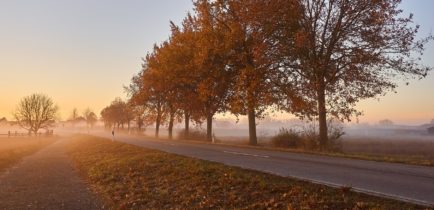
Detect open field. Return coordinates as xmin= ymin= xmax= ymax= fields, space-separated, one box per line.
xmin=67 ymin=135 xmax=430 ymax=209
xmin=0 ymin=137 xmax=56 ymax=171
xmin=339 ymin=137 xmax=434 ymax=166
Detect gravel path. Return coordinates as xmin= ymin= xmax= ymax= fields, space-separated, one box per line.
xmin=0 ymin=139 xmax=102 ymax=210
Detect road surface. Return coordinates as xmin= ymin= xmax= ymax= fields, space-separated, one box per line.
xmin=92 ymin=132 xmax=434 ymax=206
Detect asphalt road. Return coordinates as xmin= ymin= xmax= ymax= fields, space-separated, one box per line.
xmin=92 ymin=132 xmax=434 ymax=206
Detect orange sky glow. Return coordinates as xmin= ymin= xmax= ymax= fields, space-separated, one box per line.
xmin=0 ymin=0 xmax=433 ymax=125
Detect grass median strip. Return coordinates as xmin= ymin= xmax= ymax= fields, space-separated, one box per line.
xmin=67 ymin=135 xmax=430 ymax=209
xmin=0 ymin=137 xmax=56 ymax=171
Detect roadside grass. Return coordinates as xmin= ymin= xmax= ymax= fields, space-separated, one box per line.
xmin=0 ymin=137 xmax=56 ymax=171
xmin=67 ymin=135 xmax=430 ymax=210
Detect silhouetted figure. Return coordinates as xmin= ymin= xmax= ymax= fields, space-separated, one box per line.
xmin=112 ymin=130 xmax=115 ymax=141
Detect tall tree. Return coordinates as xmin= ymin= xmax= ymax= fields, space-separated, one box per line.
xmin=273 ymin=0 xmax=432 ymax=149
xmin=166 ymin=17 xmax=204 ymax=138
xmin=193 ymin=0 xmax=235 ymax=141
xmin=222 ymin=0 xmax=285 ymax=145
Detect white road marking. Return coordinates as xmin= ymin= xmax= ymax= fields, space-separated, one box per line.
xmin=223 ymin=151 xmax=270 ymax=158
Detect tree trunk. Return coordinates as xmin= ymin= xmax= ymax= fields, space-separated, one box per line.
xmin=206 ymin=114 xmax=213 ymax=141
xmin=247 ymin=108 xmax=258 ymax=145
xmin=184 ymin=111 xmax=190 ymax=138
xmin=127 ymin=121 xmax=130 ymax=133
xmin=155 ymin=113 xmax=161 ymax=138
xmin=138 ymin=120 xmax=142 ymax=131
xmin=168 ymin=111 xmax=174 ymax=140
xmin=317 ymin=86 xmax=328 ymax=150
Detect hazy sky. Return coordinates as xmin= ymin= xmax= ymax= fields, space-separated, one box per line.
xmin=0 ymin=0 xmax=433 ymax=125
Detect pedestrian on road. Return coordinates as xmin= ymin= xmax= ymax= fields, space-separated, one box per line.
xmin=111 ymin=130 xmax=115 ymax=141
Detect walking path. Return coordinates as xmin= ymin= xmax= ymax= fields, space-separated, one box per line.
xmin=0 ymin=139 xmax=102 ymax=210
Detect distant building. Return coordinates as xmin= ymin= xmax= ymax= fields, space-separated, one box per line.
xmin=428 ymin=127 xmax=434 ymax=135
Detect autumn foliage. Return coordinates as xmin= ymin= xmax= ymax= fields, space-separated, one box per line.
xmin=123 ymin=0 xmax=431 ymax=149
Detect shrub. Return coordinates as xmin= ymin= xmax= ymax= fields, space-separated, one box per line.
xmin=271 ymin=118 xmax=345 ymax=152
xmin=271 ymin=128 xmax=303 ymax=148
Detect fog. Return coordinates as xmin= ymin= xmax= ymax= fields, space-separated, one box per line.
xmin=2 ymin=118 xmax=434 ymax=142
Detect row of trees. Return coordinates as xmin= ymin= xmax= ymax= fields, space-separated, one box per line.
xmin=124 ymin=0 xmax=431 ymax=149
xmin=68 ymin=108 xmax=98 ymax=130
xmin=11 ymin=93 xmax=99 ymax=134
xmin=100 ymin=98 xmax=145 ymax=131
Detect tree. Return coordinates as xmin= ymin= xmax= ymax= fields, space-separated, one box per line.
xmin=100 ymin=98 xmax=130 ymax=130
xmin=379 ymin=119 xmax=394 ymax=127
xmin=124 ymin=102 xmax=135 ymax=132
xmin=221 ymin=0 xmax=284 ymax=145
xmin=83 ymin=108 xmax=98 ymax=131
xmin=165 ymin=18 xmax=204 ymax=138
xmin=127 ymin=52 xmax=169 ymax=138
xmin=131 ymin=105 xmax=147 ymax=132
xmin=13 ymin=94 xmax=58 ymax=134
xmin=69 ymin=108 xmax=80 ymax=126
xmin=193 ymin=0 xmax=235 ymax=141
xmin=272 ymin=0 xmax=432 ymax=149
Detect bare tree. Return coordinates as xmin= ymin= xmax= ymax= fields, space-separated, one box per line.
xmin=13 ymin=94 xmax=58 ymax=134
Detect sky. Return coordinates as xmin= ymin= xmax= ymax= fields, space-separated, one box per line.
xmin=0 ymin=0 xmax=433 ymax=125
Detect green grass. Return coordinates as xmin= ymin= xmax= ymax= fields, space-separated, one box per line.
xmin=67 ymin=135 xmax=431 ymax=210
xmin=0 ymin=137 xmax=56 ymax=171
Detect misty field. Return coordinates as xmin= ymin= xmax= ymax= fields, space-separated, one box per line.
xmin=130 ymin=126 xmax=434 ymax=166
xmin=0 ymin=137 xmax=55 ymax=171
xmin=67 ymin=135 xmax=428 ymax=210
xmin=340 ymin=137 xmax=434 ymax=165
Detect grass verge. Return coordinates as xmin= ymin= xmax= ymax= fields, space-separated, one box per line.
xmin=0 ymin=137 xmax=56 ymax=171
xmin=67 ymin=135 xmax=430 ymax=210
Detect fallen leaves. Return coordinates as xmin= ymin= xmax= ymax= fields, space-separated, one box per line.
xmin=67 ymin=135 xmax=429 ymax=210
